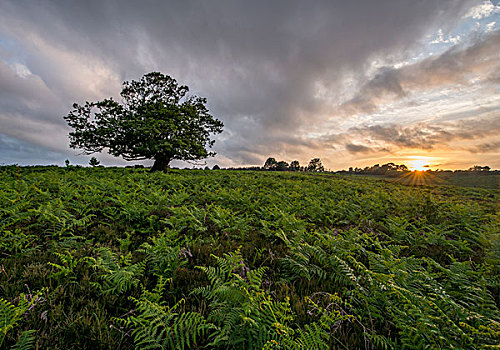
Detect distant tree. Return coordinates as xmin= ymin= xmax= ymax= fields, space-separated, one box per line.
xmin=64 ymin=72 xmax=223 ymax=172
xmin=469 ymin=165 xmax=490 ymax=172
xmin=89 ymin=157 xmax=100 ymax=167
xmin=383 ymin=162 xmax=396 ymax=170
xmin=290 ymin=160 xmax=300 ymax=171
xmin=307 ymin=158 xmax=324 ymax=172
xmin=65 ymin=159 xmax=70 ymax=167
xmin=263 ymin=157 xmax=278 ymax=170
xmin=275 ymin=161 xmax=289 ymax=171
xmin=212 ymin=164 xmax=220 ymax=170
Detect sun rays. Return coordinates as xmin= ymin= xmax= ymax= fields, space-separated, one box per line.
xmin=393 ymin=169 xmax=447 ymax=186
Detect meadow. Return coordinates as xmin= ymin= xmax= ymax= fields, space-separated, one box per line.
xmin=1 ymin=166 xmax=499 ymax=349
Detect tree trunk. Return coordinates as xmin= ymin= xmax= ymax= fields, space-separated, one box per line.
xmin=150 ymin=156 xmax=171 ymax=172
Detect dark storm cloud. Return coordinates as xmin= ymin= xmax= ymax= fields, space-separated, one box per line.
xmin=0 ymin=0 xmax=477 ymax=165
xmin=342 ymin=30 xmax=500 ymax=114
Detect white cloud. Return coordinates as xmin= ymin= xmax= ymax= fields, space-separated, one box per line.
xmin=341 ymin=31 xmax=500 ymax=117
xmin=486 ymin=21 xmax=496 ymax=31
xmin=430 ymin=29 xmax=461 ymax=44
xmin=9 ymin=62 xmax=31 ymax=78
xmin=464 ymin=1 xmax=500 ymax=19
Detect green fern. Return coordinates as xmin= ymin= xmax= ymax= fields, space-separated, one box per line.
xmin=0 ymin=293 xmax=40 ymax=348
xmin=10 ymin=330 xmax=36 ymax=350
xmin=119 ymin=278 xmax=214 ymax=349
xmin=87 ymin=247 xmax=145 ymax=295
xmin=48 ymin=250 xmax=84 ymax=281
xmin=193 ymin=249 xmax=284 ymax=348
xmin=139 ymin=229 xmax=187 ymax=279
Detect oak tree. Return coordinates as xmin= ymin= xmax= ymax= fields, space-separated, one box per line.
xmin=64 ymin=72 xmax=223 ymax=172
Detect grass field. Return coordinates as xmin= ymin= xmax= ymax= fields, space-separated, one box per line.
xmin=1 ymin=166 xmax=499 ymax=349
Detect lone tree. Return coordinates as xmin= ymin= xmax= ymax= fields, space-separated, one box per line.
xmin=89 ymin=157 xmax=100 ymax=167
xmin=64 ymin=72 xmax=224 ymax=172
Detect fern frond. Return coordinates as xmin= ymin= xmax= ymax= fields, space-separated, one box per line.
xmin=11 ymin=330 xmax=36 ymax=350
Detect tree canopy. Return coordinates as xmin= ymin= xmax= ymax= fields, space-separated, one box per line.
xmin=88 ymin=157 xmax=100 ymax=167
xmin=263 ymin=157 xmax=278 ymax=170
xmin=64 ymin=72 xmax=224 ymax=171
xmin=289 ymin=160 xmax=300 ymax=171
xmin=307 ymin=158 xmax=324 ymax=172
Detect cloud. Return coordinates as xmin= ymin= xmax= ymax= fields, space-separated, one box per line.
xmin=341 ymin=30 xmax=500 ymax=115
xmin=486 ymin=21 xmax=497 ymax=32
xmin=468 ymin=141 xmax=500 ymax=153
xmin=0 ymin=59 xmax=75 ymax=150
xmin=343 ymin=114 xmax=500 ymax=151
xmin=345 ymin=143 xmax=375 ymax=154
xmin=0 ymin=133 xmax=65 ymax=165
xmin=430 ymin=29 xmax=461 ymax=44
xmin=464 ymin=1 xmax=500 ymax=19
xmin=0 ymin=0 xmax=493 ymax=167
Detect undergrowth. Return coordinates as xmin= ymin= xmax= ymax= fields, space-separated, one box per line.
xmin=0 ymin=166 xmax=498 ymax=349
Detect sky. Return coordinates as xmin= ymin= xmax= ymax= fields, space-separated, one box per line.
xmin=0 ymin=0 xmax=499 ymax=170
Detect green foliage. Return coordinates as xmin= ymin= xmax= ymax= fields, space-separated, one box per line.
xmin=64 ymin=72 xmax=224 ymax=171
xmin=87 ymin=247 xmax=145 ymax=295
xmin=193 ymin=249 xmax=354 ymax=349
xmin=307 ymin=158 xmax=324 ymax=172
xmin=193 ymin=249 xmax=282 ymax=348
xmin=139 ymin=230 xmax=187 ymax=279
xmin=0 ymin=293 xmax=40 ymax=348
xmin=48 ymin=250 xmax=85 ymax=281
xmin=0 ymin=229 xmax=36 ymax=256
xmin=10 ymin=330 xmax=36 ymax=350
xmin=0 ymin=166 xmax=498 ymax=349
xmin=119 ymin=278 xmax=214 ymax=349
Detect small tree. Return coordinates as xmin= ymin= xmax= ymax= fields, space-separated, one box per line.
xmin=290 ymin=160 xmax=300 ymax=171
xmin=64 ymin=72 xmax=224 ymax=172
xmin=212 ymin=164 xmax=221 ymax=170
xmin=307 ymin=158 xmax=324 ymax=172
xmin=275 ymin=161 xmax=289 ymax=171
xmin=89 ymin=157 xmax=100 ymax=167
xmin=263 ymin=157 xmax=277 ymax=170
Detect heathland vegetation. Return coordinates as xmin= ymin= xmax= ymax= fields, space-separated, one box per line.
xmin=1 ymin=166 xmax=499 ymax=349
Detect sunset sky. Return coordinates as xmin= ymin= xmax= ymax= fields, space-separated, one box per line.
xmin=0 ymin=0 xmax=499 ymax=170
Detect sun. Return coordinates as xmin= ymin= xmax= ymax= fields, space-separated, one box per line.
xmin=408 ymin=159 xmax=430 ymax=171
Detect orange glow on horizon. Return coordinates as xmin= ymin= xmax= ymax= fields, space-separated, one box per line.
xmin=406 ymin=157 xmax=435 ymax=171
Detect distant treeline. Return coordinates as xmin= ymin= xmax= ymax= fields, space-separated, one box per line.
xmin=338 ymin=164 xmax=497 ymax=176
xmin=216 ymin=161 xmax=498 ymax=176
xmin=3 ymin=161 xmax=496 ymax=174
xmin=219 ymin=157 xmax=325 ymax=172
